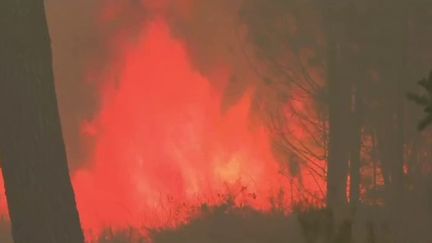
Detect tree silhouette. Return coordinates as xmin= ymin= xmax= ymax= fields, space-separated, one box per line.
xmin=407 ymin=71 xmax=432 ymax=130
xmin=0 ymin=1 xmax=84 ymax=242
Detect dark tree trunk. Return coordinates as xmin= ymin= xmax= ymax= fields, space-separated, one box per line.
xmin=375 ymin=3 xmax=407 ymax=204
xmin=375 ymin=68 xmax=404 ymax=204
xmin=0 ymin=1 xmax=84 ymax=242
xmin=325 ymin=8 xmax=351 ymax=219
xmin=346 ymin=19 xmax=364 ymax=207
xmin=391 ymin=4 xmax=408 ymax=202
xmin=324 ymin=7 xmax=363 ymax=243
xmin=391 ymin=69 xmax=405 ymax=201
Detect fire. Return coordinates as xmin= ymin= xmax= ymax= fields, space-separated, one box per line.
xmin=0 ymin=1 xmax=325 ymax=241
xmin=73 ymin=18 xmax=294 ymax=239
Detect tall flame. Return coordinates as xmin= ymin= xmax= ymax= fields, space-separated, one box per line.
xmin=0 ymin=1 xmax=325 ymax=241
xmin=73 ymin=19 xmax=294 ymax=238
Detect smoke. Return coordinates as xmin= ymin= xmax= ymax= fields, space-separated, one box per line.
xmin=72 ymin=12 xmax=289 ymax=237
xmin=69 ymin=0 xmax=325 ymax=238
xmin=0 ymin=0 xmax=326 ymax=241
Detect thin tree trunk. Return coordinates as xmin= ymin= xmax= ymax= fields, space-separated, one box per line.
xmin=349 ymin=85 xmax=361 ymax=207
xmin=372 ymin=131 xmax=377 ymax=190
xmin=0 ymin=1 xmax=84 ymax=242
xmin=391 ymin=3 xmax=408 ymax=202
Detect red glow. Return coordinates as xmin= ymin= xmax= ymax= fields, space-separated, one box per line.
xmin=0 ymin=3 xmax=325 ymax=241
xmin=73 ymin=19 xmax=298 ymax=239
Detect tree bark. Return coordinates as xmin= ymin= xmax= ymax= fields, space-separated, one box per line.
xmin=0 ymin=1 xmax=84 ymax=242
xmin=325 ymin=5 xmax=351 ymax=218
xmin=373 ymin=3 xmax=406 ymax=204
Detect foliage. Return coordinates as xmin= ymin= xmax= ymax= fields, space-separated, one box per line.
xmin=97 ymin=228 xmax=147 ymax=243
xmin=407 ymin=70 xmax=432 ymax=130
xmin=151 ymin=202 xmax=306 ymax=243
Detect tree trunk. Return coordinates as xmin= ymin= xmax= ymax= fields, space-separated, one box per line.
xmin=349 ymin=84 xmax=362 ymax=207
xmin=0 ymin=1 xmax=84 ymax=242
xmin=325 ymin=7 xmax=350 ymax=219
xmin=391 ymin=3 xmax=408 ymax=202
xmin=375 ymin=3 xmax=407 ymax=204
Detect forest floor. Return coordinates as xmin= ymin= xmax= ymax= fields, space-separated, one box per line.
xmin=98 ymin=195 xmax=432 ymax=243
xmin=0 ymin=192 xmax=431 ymax=243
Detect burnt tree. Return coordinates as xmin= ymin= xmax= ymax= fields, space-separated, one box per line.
xmin=324 ymin=2 xmax=352 ymax=217
xmin=0 ymin=1 xmax=84 ymax=242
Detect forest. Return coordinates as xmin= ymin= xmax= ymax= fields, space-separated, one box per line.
xmin=1 ymin=0 xmax=432 ymax=243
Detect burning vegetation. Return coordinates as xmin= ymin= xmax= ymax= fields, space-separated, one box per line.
xmin=1 ymin=0 xmax=432 ymax=243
